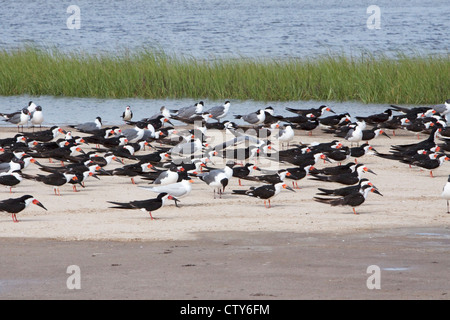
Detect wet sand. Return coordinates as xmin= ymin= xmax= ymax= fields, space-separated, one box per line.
xmin=1 ymin=226 xmax=449 ymax=300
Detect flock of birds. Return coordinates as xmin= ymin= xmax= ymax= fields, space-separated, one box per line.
xmin=0 ymin=99 xmax=449 ymax=222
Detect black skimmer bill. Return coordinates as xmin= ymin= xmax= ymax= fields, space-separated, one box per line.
xmin=314 ymin=184 xmax=382 ymax=215
xmin=231 ymin=182 xmax=295 ymax=208
xmin=0 ymin=194 xmax=47 ymax=222
xmin=121 ymin=106 xmax=133 ymax=121
xmin=108 ymin=192 xmax=178 ymax=220
xmin=442 ymin=175 xmax=450 ymax=213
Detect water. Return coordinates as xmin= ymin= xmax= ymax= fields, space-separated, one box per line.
xmin=0 ymin=0 xmax=447 ymax=124
xmin=0 ymin=95 xmax=418 ymax=127
xmin=1 ymin=0 xmax=448 ymax=59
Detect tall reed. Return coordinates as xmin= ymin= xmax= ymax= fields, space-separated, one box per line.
xmin=0 ymin=47 xmax=448 ymax=104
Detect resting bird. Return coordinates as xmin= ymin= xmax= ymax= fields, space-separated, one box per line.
xmin=108 ymin=192 xmax=178 ymax=220
xmin=313 ymin=184 xmax=382 ymax=215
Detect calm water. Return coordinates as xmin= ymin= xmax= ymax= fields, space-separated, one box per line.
xmin=1 ymin=0 xmax=448 ymax=58
xmin=0 ymin=0 xmax=447 ymax=124
xmin=0 ymin=95 xmax=425 ymax=127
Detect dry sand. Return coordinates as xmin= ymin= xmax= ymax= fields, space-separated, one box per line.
xmin=0 ymin=123 xmax=448 ymax=241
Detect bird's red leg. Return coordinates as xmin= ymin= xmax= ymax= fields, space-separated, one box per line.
xmin=268 ymin=199 xmax=271 ymax=208
xmin=148 ymin=211 xmax=154 ymax=220
xmin=131 ymin=177 xmax=135 ymax=184
xmin=430 ymin=171 xmax=434 ymax=178
xmin=264 ymin=200 xmax=267 ymax=208
xmin=239 ymin=179 xmax=242 ymax=186
xmin=353 ymin=208 xmax=358 ymax=215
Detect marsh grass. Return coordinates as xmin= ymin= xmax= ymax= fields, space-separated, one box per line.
xmin=0 ymin=47 xmax=448 ymax=104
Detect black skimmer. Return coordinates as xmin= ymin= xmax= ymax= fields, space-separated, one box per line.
xmin=286 ymin=105 xmax=335 ymax=118
xmin=356 ymin=109 xmax=394 ymax=125
xmin=231 ymin=182 xmax=295 ymax=208
xmin=315 ymin=178 xmax=375 ymax=197
xmin=0 ymin=195 xmax=47 ymax=222
xmin=248 ymin=169 xmax=291 ymax=184
xmin=133 ymin=151 xmax=171 ymax=165
xmin=234 ymin=109 xmax=266 ymax=126
xmin=312 ymin=162 xmax=357 ymax=176
xmin=25 ymin=171 xmax=79 ymax=196
xmin=217 ymin=145 xmax=260 ymax=163
xmin=112 ymin=162 xmax=154 ymax=184
xmin=121 ymin=105 xmax=133 ymax=122
xmin=69 ymin=116 xmax=102 ymax=133
xmin=361 ymin=127 xmax=391 ymax=142
xmin=314 ymin=184 xmax=382 ymax=215
xmin=0 ymin=170 xmax=23 ymax=193
xmin=318 ymin=113 xmax=351 ymax=128
xmin=296 ymin=119 xmax=320 ymax=136
xmin=441 ymin=175 xmax=450 ymax=213
xmin=390 ymin=125 xmax=442 ymax=153
xmin=1 ymin=108 xmax=30 ymax=132
xmin=23 ymin=126 xmax=65 ymax=142
xmin=350 ymin=143 xmax=375 ymax=162
xmin=206 ymin=100 xmax=231 ymax=121
xmin=30 ymin=105 xmax=44 ymax=130
xmin=408 ymin=153 xmax=448 ymax=177
xmin=231 ymin=163 xmax=258 ymax=186
xmin=0 ymin=134 xmax=27 ymax=148
xmin=108 ymin=192 xmax=178 ymax=220
xmin=31 ymin=144 xmax=84 ymax=164
xmin=309 ymin=163 xmax=375 ymax=185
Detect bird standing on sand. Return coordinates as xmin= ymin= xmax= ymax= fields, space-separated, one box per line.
xmin=108 ymin=192 xmax=179 ymax=220
xmin=314 ymin=184 xmax=382 ymax=215
xmin=0 ymin=195 xmax=47 ymax=222
xmin=232 ymin=182 xmax=295 ymax=208
xmin=441 ymin=175 xmax=450 ymax=213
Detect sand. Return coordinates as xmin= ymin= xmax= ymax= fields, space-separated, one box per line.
xmin=0 ymin=123 xmax=448 ymax=242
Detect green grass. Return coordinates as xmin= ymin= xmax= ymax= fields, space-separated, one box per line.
xmin=0 ymin=46 xmax=448 ymax=104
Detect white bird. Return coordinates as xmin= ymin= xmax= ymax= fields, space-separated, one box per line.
xmin=30 ymin=105 xmax=44 ymax=129
xmin=441 ymin=175 xmax=450 ymax=213
xmin=276 ymin=125 xmax=295 ymax=149
xmin=121 ymin=106 xmax=133 ymax=121
xmin=345 ymin=121 xmax=365 ymax=146
xmin=140 ymin=177 xmax=194 ymax=203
